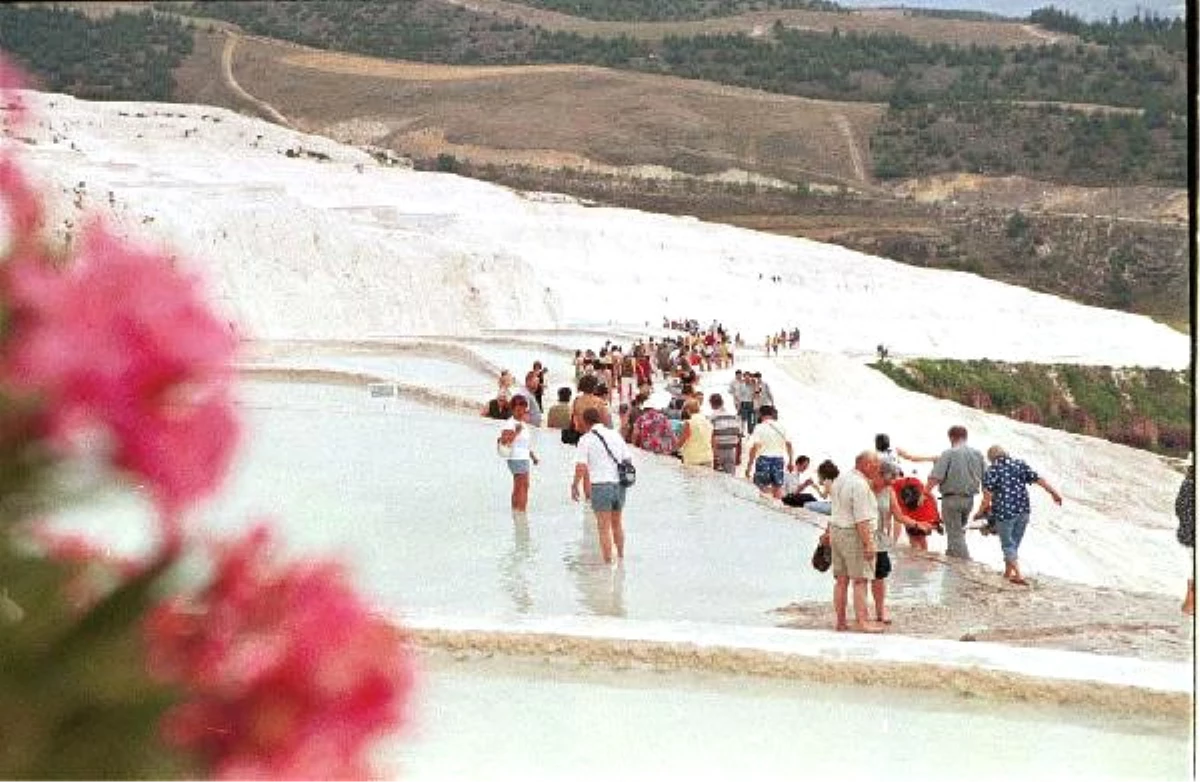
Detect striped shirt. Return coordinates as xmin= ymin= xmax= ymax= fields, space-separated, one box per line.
xmin=710 ymin=412 xmax=741 ymax=451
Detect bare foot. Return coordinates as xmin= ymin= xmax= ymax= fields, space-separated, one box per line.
xmin=853 ymin=621 xmax=886 ymax=634
xmin=835 ymin=623 xmax=849 ymax=632
xmin=1007 ymin=575 xmax=1029 ymax=586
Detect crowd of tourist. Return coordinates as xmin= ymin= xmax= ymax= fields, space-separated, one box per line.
xmin=481 ymin=321 xmax=1196 ymax=631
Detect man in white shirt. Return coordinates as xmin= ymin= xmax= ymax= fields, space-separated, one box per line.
xmin=572 ymin=406 xmax=635 ymax=565
xmin=742 ymin=405 xmax=794 ymax=500
xmin=825 ymin=450 xmax=884 ymax=633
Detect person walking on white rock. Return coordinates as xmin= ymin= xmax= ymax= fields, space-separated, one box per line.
xmin=974 ymin=445 xmax=1062 ymax=586
xmin=708 ymin=393 xmax=742 ymax=474
xmin=926 ymin=425 xmax=985 ymax=560
xmin=743 ymin=405 xmax=793 ymax=500
xmin=730 ymin=370 xmax=756 ymax=435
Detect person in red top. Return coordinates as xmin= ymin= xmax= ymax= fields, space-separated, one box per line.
xmin=891 ymin=475 xmax=942 ymax=551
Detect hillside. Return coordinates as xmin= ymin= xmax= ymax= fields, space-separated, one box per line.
xmin=162 ymin=29 xmax=1190 ymax=328
xmin=2 ymin=3 xmax=1190 ymax=329
xmin=11 ymin=90 xmax=1187 ymax=365
xmin=184 ymin=35 xmax=884 ymax=188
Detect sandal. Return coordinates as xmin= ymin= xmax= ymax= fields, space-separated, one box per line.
xmin=1007 ymin=575 xmax=1029 ymax=586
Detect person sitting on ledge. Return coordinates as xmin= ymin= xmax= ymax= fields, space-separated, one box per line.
xmin=545 ymin=386 xmax=573 ymax=430
xmin=483 ymin=396 xmax=511 ymax=420
xmin=782 ymin=455 xmax=818 ymax=508
xmin=802 ymin=460 xmax=840 ymax=515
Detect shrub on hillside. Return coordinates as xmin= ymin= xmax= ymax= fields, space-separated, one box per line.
xmin=871 ymin=358 xmax=1190 ymax=457
xmin=959 ymin=386 xmax=993 ymax=410
xmin=1109 ymin=416 xmax=1160 ymax=450
xmin=0 ymin=7 xmax=193 ymax=102
xmin=1010 ymin=402 xmax=1044 ymax=425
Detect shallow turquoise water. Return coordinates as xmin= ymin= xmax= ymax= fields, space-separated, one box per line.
xmin=201 ymin=381 xmax=959 ymax=625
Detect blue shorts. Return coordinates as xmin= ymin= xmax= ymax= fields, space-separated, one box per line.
xmin=753 ymin=456 xmax=785 ymax=488
xmin=590 ymin=482 xmax=626 ymax=512
xmin=507 ymin=459 xmax=530 ymax=475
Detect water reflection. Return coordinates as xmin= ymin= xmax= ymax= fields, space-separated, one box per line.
xmin=499 ymin=511 xmax=535 ymax=613
xmin=887 ymin=550 xmax=948 ymax=604
xmin=563 ymin=506 xmax=626 ymax=617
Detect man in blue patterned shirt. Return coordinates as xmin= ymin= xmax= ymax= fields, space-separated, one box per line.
xmin=974 ymin=445 xmax=1062 ymax=586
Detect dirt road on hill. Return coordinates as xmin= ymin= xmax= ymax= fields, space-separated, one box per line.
xmin=833 ymin=111 xmax=867 ymax=183
xmin=220 ymin=33 xmax=293 ymax=129
xmin=229 ymin=38 xmax=886 ymax=188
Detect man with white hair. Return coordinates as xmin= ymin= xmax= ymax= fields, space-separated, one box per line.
xmin=825 ymin=450 xmax=884 ymax=633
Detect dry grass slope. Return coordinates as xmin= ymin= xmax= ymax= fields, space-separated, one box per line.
xmin=215 ymin=35 xmax=886 ymax=187
xmin=439 ymin=0 xmax=1071 ymax=47
xmin=164 ymin=26 xmax=1188 ymax=329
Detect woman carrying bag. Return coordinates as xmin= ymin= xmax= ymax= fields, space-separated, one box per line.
xmin=497 ymin=395 xmax=539 ymax=513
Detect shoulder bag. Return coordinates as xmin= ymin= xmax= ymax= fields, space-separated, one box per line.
xmin=497 ymin=422 xmax=520 ymax=459
xmin=590 ymin=430 xmax=636 ymax=488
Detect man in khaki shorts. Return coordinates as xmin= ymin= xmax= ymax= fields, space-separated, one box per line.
xmin=825 ymin=450 xmax=885 ymax=633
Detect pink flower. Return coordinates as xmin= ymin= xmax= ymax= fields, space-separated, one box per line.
xmin=0 ymin=219 xmax=239 ymax=521
xmin=144 ymin=524 xmax=414 ymax=780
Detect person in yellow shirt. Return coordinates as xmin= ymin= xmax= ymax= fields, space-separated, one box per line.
xmin=677 ymin=398 xmax=714 ymax=467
